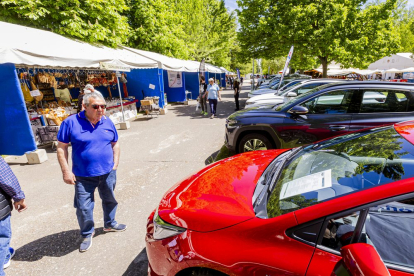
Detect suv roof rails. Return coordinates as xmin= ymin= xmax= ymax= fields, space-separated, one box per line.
xmin=318 ymin=81 xmax=414 ymax=89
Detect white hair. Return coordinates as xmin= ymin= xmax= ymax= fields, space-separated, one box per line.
xmin=83 ymin=91 xmax=105 ymax=105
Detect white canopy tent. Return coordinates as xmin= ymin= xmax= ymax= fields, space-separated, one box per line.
xmin=0 ymin=22 xmax=158 ymax=69
xmin=123 ymin=46 xmax=199 ymax=72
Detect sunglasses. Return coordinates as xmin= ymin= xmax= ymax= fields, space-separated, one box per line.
xmin=91 ymin=104 xmax=107 ymax=110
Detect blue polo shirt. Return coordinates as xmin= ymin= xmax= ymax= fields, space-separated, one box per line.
xmin=57 ymin=111 xmax=118 ymax=177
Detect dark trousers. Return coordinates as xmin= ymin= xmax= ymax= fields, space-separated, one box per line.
xmin=209 ymin=99 xmax=218 ymax=115
xmin=199 ymin=94 xmax=208 ymax=113
xmin=234 ymin=91 xmax=240 ymax=110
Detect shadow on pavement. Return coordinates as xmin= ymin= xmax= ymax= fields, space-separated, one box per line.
xmin=204 ymin=149 xmax=220 ymax=165
xmin=122 ymin=248 xmax=148 ymax=276
xmin=14 ymin=228 xmax=105 ymax=261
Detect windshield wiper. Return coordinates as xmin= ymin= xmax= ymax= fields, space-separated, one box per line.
xmin=253 ymin=147 xmax=303 ymax=218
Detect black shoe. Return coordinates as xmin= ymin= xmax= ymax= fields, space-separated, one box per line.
xmin=235 ymin=109 xmax=240 ymax=111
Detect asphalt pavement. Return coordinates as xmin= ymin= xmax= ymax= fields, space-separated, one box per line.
xmin=5 ymin=83 xmax=250 ymax=276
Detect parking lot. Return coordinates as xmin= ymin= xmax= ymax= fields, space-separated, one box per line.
xmin=5 ymin=85 xmax=248 ymax=276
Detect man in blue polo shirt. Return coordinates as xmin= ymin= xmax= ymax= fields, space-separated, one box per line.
xmin=56 ymin=92 xmax=125 ymax=252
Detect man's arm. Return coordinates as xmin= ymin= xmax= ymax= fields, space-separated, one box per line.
xmin=112 ymin=142 xmax=120 ymax=170
xmin=57 ymin=142 xmax=76 ymax=185
xmin=0 ymin=158 xmax=27 ymax=212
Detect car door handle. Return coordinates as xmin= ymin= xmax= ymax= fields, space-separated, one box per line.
xmin=329 ymin=126 xmax=346 ymax=131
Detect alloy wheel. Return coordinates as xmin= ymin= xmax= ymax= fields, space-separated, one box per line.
xmin=243 ymin=139 xmax=268 ymax=152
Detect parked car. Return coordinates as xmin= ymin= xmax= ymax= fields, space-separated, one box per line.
xmin=246 ymin=79 xmax=345 ymax=108
xmin=226 ymin=82 xmax=414 ymax=153
xmin=248 ymin=78 xmax=310 ymax=98
xmin=146 ymin=121 xmax=414 ymax=276
xmin=256 ymin=74 xmax=311 ymax=90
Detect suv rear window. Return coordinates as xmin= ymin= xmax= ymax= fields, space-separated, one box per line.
xmin=266 ymin=126 xmax=414 ymax=218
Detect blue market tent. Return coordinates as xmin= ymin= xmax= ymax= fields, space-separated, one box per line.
xmin=0 ymin=22 xmax=160 ymax=155
xmin=123 ymin=48 xmax=227 ymax=103
xmin=0 ymin=63 xmax=36 ymax=155
xmin=184 ymin=72 xmax=200 ymax=100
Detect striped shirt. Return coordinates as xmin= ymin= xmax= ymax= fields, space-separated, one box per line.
xmin=0 ymin=157 xmax=25 ymax=201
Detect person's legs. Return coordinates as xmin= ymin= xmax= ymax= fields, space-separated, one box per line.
xmin=98 ymin=170 xmax=118 ymax=229
xmin=74 ymin=177 xmax=98 ymax=237
xmin=200 ymin=96 xmax=206 ymax=113
xmin=212 ymin=99 xmax=218 ymax=115
xmin=235 ymin=91 xmax=240 ymax=110
xmin=209 ymin=99 xmax=214 ymax=115
xmin=203 ymin=97 xmax=208 ymax=114
xmin=0 ymin=215 xmax=11 ymax=275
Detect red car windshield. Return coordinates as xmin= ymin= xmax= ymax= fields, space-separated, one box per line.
xmin=267 ymin=126 xmax=414 ymax=219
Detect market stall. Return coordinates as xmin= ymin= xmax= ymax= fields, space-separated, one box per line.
xmin=0 ymin=22 xmax=159 ymax=158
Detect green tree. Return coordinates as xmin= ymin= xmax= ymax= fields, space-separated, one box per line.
xmin=127 ymin=0 xmax=237 ymax=67
xmin=126 ymin=0 xmax=190 ymax=58
xmin=262 ymin=58 xmax=285 ymax=75
xmin=237 ymin=0 xmax=401 ymax=77
xmin=0 ymin=0 xmax=130 ymax=47
xmin=392 ymin=0 xmax=414 ymax=53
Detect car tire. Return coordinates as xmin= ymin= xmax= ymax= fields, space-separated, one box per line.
xmin=238 ymin=133 xmax=274 ymax=153
xmin=189 ymin=269 xmax=225 ymax=276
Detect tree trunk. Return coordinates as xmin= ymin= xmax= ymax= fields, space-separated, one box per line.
xmin=320 ymin=57 xmax=328 ymax=78
xmin=300 ymin=69 xmax=304 ymax=74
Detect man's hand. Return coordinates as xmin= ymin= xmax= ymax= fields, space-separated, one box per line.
xmin=14 ymin=199 xmax=27 ymax=213
xmin=63 ymin=171 xmax=76 ymax=185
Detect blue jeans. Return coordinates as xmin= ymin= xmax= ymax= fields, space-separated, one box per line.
xmin=0 ymin=215 xmax=11 ymax=276
xmin=208 ymin=99 xmax=218 ymax=115
xmin=75 ymin=170 xmax=118 ymax=237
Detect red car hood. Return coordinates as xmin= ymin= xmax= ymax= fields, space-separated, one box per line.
xmin=158 ymin=150 xmax=287 ymax=232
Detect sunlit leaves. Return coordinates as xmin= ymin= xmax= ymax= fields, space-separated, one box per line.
xmin=237 ymin=0 xmax=400 ymax=76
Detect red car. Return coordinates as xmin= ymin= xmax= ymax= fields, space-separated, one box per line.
xmin=146 ymin=121 xmax=414 ymax=276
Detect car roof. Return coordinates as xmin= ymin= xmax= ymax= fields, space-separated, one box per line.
xmin=317 ymin=81 xmax=414 ymax=90
xmin=395 ymin=121 xmax=414 ymax=146
xmin=278 ymin=81 xmax=414 ymax=111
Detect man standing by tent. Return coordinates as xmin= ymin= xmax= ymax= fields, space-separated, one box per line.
xmin=57 ymin=92 xmax=126 ymax=252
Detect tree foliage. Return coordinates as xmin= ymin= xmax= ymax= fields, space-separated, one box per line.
xmin=391 ymin=0 xmax=414 ymax=53
xmin=0 ymin=0 xmax=237 ymax=67
xmin=126 ymin=0 xmax=237 ymax=66
xmin=237 ymin=0 xmax=401 ymax=77
xmin=0 ymin=0 xmax=130 ymax=47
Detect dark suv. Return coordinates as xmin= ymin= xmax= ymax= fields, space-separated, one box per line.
xmin=225 ymin=81 xmax=414 ymax=153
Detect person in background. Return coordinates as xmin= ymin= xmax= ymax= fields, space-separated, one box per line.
xmin=57 ymin=92 xmax=126 ymax=253
xmin=234 ymin=78 xmax=240 ymax=111
xmin=199 ymin=76 xmax=208 ymax=116
xmin=206 ymin=78 xmax=221 ymax=119
xmin=0 ymin=157 xmax=27 ymax=275
xmin=78 ymin=84 xmax=97 ymax=112
xmin=230 ymin=77 xmax=234 ymax=89
xmin=240 ymin=77 xmax=244 ymax=85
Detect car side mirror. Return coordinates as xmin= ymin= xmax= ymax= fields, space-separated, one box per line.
xmin=288 ymin=106 xmax=308 ymax=115
xmin=286 ymin=92 xmax=297 ymax=97
xmin=334 ymin=244 xmax=390 ymax=276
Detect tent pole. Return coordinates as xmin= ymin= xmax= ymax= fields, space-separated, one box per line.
xmin=116 ymin=75 xmax=126 ymax=122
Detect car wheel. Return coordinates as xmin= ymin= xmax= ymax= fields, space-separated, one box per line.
xmin=189 ymin=269 xmax=226 ymax=276
xmin=238 ymin=133 xmax=274 ymax=153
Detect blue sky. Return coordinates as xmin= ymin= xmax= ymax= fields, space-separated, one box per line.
xmin=409 ymin=0 xmax=414 ymax=6
xmin=225 ymin=0 xmax=238 ymax=12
